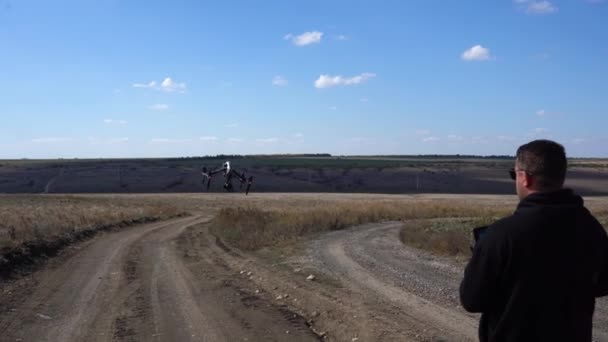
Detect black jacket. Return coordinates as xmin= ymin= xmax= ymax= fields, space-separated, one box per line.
xmin=460 ymin=189 xmax=608 ymax=342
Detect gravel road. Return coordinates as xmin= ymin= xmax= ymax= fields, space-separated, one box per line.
xmin=309 ymin=221 xmax=608 ymax=341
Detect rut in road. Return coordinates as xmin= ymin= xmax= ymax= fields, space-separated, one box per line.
xmin=0 ymin=215 xmax=319 ymax=342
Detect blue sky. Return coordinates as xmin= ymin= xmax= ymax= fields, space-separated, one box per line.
xmin=0 ymin=0 xmax=606 ymax=158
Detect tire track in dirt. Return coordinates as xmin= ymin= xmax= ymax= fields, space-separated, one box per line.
xmin=310 ymin=221 xmax=478 ymax=341
xmin=176 ymin=226 xmax=323 ymax=341
xmin=0 ymin=215 xmax=319 ymax=342
xmin=0 ymin=216 xmax=202 ymax=341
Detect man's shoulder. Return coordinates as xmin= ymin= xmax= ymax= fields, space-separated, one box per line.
xmin=483 ymin=214 xmax=531 ymax=243
xmin=488 ymin=215 xmax=518 ymax=234
xmin=487 ymin=205 xmax=605 ymax=241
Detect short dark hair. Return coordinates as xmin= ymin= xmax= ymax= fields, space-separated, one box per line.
xmin=516 ymin=140 xmax=567 ymax=189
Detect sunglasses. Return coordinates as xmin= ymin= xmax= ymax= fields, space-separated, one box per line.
xmin=509 ymin=169 xmax=516 ymax=180
xmin=509 ymin=168 xmax=533 ymax=180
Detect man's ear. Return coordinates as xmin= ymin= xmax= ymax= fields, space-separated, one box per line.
xmin=523 ymin=172 xmax=534 ymax=189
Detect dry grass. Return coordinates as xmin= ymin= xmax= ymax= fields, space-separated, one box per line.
xmin=210 ymin=200 xmax=513 ymax=251
xmin=400 ymin=213 xmax=608 ymax=259
xmin=398 ymin=218 xmax=494 ymax=258
xmin=3 ymin=193 xmax=606 ymax=261
xmin=210 ymin=196 xmax=608 ymax=256
xmin=0 ymin=195 xmax=184 ymax=251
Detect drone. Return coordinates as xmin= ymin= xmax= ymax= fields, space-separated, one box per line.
xmin=201 ymin=161 xmax=254 ymax=194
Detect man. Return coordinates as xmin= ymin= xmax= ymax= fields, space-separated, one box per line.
xmin=460 ymin=139 xmax=608 ymax=341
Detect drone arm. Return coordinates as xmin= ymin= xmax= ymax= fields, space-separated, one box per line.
xmin=227 ymin=168 xmax=253 ymax=194
xmin=208 ymin=167 xmax=226 ymax=176
xmin=229 ymin=168 xmax=247 ymax=183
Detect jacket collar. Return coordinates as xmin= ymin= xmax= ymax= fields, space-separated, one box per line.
xmin=517 ymin=188 xmax=583 ymax=210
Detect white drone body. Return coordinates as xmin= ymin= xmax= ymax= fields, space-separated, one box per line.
xmin=201 ymin=160 xmax=253 ymax=194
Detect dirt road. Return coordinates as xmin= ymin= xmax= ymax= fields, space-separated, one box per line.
xmin=2 ymin=212 xmax=608 ymax=341
xmin=308 ymin=221 xmax=608 ymax=341
xmin=308 ymin=222 xmax=478 ymax=341
xmin=0 ymin=216 xmax=318 ymax=342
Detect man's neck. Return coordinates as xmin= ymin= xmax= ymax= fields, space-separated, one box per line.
xmin=522 ymin=187 xmax=565 ymax=199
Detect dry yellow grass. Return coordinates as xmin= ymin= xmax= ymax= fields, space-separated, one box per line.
xmin=3 ymin=193 xmax=606 ymax=260
xmin=398 ymin=218 xmax=494 ymax=258
xmin=210 ymin=200 xmax=513 ymax=251
xmin=210 ymin=197 xmax=608 ymax=255
xmin=0 ymin=195 xmax=184 ymax=251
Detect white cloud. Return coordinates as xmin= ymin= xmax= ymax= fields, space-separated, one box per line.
xmin=272 ymin=75 xmax=288 ymax=86
xmin=107 ymin=137 xmax=129 ymax=144
xmin=461 ymin=45 xmax=492 ymax=61
xmin=336 ymin=34 xmax=348 ymax=40
xmin=132 ymin=77 xmax=186 ymax=93
xmin=88 ymin=137 xmax=129 ymax=145
xmin=535 ymin=109 xmax=567 ymax=117
xmin=149 ymin=104 xmax=169 ymax=111
xmin=422 ymin=136 xmax=440 ymax=143
xmin=132 ymin=81 xmax=156 ymax=89
xmin=256 ymin=137 xmax=279 ymax=144
xmin=284 ymin=31 xmax=323 ymax=46
xmin=415 ymin=129 xmax=431 ymax=136
xmin=200 ymin=136 xmax=218 ymax=142
xmin=103 ymin=119 xmax=128 ymax=125
xmin=527 ymin=1 xmax=557 ymax=13
xmin=160 ymin=77 xmax=186 ymax=92
xmin=471 ymin=136 xmax=490 ymax=144
xmin=515 ymin=0 xmax=558 ymax=14
xmin=314 ymin=72 xmax=376 ymax=89
xmin=498 ymin=135 xmax=517 ymax=142
xmin=150 ymin=138 xmax=192 ymax=144
xmin=349 ymin=137 xmax=375 ymax=144
xmin=219 ymin=81 xmax=233 ymax=88
xmin=294 ymin=132 xmax=304 ymax=138
xmin=227 ymin=138 xmax=243 ymax=143
xmin=447 ymin=134 xmax=464 ymax=141
xmin=225 ymin=122 xmax=239 ymax=128
xmin=31 ymin=137 xmax=73 ymax=143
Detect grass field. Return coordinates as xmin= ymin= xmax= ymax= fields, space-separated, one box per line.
xmin=209 ymin=195 xmax=608 ymax=257
xmin=2 ymin=156 xmax=607 ymax=195
xmin=209 ymin=199 xmax=513 ymax=251
xmin=2 ymin=193 xmax=608 ymax=263
xmin=2 ymin=155 xmax=606 ymax=170
xmin=0 ymin=195 xmax=184 ymax=251
xmin=0 ymin=155 xmax=515 ymax=172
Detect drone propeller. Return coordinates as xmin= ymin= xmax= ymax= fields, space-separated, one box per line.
xmin=201 ymin=167 xmax=212 ymax=190
xmin=239 ymin=172 xmax=246 ymax=190
xmin=245 ymin=176 xmax=253 ymax=195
